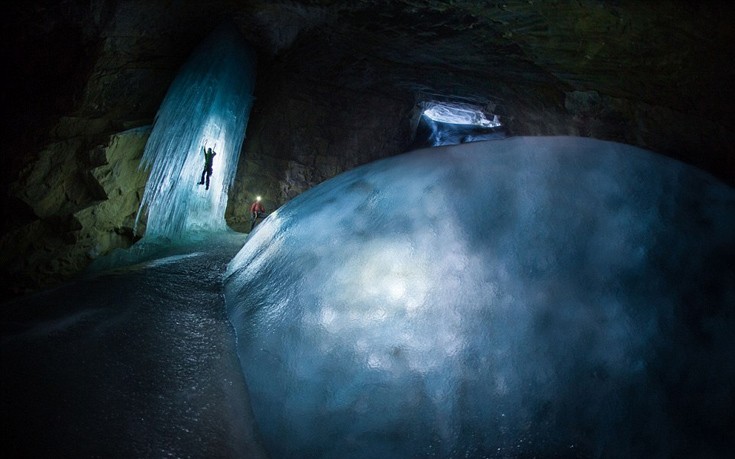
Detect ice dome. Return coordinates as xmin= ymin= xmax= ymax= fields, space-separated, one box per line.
xmin=224 ymin=136 xmax=735 ymax=458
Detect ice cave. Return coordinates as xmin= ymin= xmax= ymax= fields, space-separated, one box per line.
xmin=3 ymin=2 xmax=735 ymax=459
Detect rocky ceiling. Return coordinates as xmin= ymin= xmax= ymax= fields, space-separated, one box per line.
xmin=2 ymin=0 xmax=735 ymax=296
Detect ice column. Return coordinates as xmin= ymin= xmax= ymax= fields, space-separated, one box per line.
xmin=135 ymin=22 xmax=256 ymax=240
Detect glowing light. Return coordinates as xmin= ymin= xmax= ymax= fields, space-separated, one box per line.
xmin=423 ymin=103 xmax=501 ymax=127
xmin=134 ymin=23 xmax=256 ymax=240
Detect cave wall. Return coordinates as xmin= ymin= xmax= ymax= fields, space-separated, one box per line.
xmin=1 ymin=127 xmax=149 ymax=296
xmin=500 ymin=89 xmax=734 ymax=180
xmin=225 ymin=65 xmax=415 ymax=228
xmin=2 ymin=0 xmax=199 ymax=297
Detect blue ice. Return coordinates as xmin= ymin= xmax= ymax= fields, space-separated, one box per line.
xmin=134 ymin=22 xmax=256 ymax=240
xmin=224 ymin=136 xmax=735 ymax=458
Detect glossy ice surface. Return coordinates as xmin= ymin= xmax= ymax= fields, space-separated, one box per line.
xmin=225 ymin=136 xmax=735 ymax=458
xmin=2 ymin=233 xmax=266 ymax=458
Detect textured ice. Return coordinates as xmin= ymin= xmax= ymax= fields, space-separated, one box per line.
xmin=225 ymin=136 xmax=735 ymax=458
xmin=414 ymin=113 xmax=506 ymax=148
xmin=134 ymin=22 xmax=256 ymax=240
xmin=423 ymin=103 xmax=501 ymax=127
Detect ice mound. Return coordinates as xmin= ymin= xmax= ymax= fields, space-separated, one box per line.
xmin=224 ymin=136 xmax=735 ymax=458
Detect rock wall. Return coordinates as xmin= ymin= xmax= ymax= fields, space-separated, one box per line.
xmin=225 ymin=72 xmax=415 ymax=230
xmin=501 ymin=90 xmax=733 ymax=178
xmin=2 ymin=127 xmax=149 ymax=297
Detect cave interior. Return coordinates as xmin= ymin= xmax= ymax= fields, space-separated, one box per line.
xmin=2 ymin=2 xmax=735 ymax=458
xmin=2 ymin=0 xmax=734 ymax=295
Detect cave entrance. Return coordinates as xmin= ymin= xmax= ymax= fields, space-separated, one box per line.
xmin=410 ymin=101 xmax=505 ymax=149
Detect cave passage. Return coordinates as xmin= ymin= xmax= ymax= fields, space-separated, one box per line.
xmin=1 ymin=232 xmax=266 ymax=458
xmin=422 ymin=102 xmax=501 ymax=127
xmin=413 ymin=101 xmax=506 ymax=148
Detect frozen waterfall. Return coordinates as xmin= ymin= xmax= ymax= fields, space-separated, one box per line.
xmin=134 ymin=22 xmax=256 ymax=240
xmin=224 ymin=136 xmax=735 ymax=459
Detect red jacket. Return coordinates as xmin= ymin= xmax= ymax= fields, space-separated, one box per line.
xmin=250 ymin=201 xmax=265 ymax=213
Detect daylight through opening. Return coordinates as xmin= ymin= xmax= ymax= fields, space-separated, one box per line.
xmin=411 ymin=101 xmax=505 ymax=149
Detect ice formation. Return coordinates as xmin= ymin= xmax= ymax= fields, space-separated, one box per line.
xmin=416 ymin=114 xmax=506 ymax=147
xmin=414 ymin=102 xmax=505 ymax=147
xmin=224 ymin=136 xmax=735 ymax=458
xmin=422 ymin=102 xmax=500 ymax=127
xmin=134 ymin=22 xmax=256 ymax=240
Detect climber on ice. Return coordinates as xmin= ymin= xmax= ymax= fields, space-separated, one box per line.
xmin=197 ymin=146 xmax=217 ymax=190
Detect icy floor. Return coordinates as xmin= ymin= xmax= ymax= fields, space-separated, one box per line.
xmin=1 ymin=232 xmax=266 ymax=458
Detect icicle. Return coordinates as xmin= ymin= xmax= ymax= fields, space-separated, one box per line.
xmin=134 ymin=22 xmax=256 ymax=241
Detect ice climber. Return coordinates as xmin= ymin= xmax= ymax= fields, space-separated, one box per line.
xmin=197 ymin=146 xmax=217 ymax=190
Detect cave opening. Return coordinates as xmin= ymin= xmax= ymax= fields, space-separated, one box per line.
xmin=410 ymin=101 xmax=506 ymax=149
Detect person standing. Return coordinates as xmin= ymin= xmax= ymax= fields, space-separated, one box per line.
xmin=250 ymin=196 xmax=266 ymax=230
xmin=197 ymin=146 xmax=217 ymax=190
